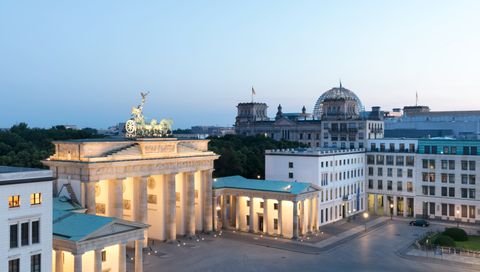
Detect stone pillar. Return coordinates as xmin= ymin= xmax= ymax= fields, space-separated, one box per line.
xmin=166 ymin=173 xmax=177 ymax=241
xmin=277 ymin=200 xmax=283 ymax=236
xmin=308 ymin=198 xmax=313 ymax=233
xmin=134 ymin=176 xmax=148 ymax=245
xmin=249 ymin=197 xmax=254 ymax=232
xmin=108 ymin=178 xmax=124 ymax=218
xmin=373 ymin=194 xmax=378 ymax=215
xmin=403 ymin=197 xmax=408 ymax=217
xmin=393 ymin=196 xmax=398 ymax=216
xmin=235 ymin=196 xmax=241 ymax=230
xmin=292 ymin=200 xmax=299 ymax=239
xmin=55 ymin=250 xmax=63 ymax=272
xmin=203 ymin=170 xmax=213 ymax=233
xmin=221 ymin=195 xmax=228 ymax=229
xmin=299 ymin=200 xmax=305 ymax=235
xmin=313 ymin=196 xmax=319 ymax=231
xmin=73 ymin=253 xmax=82 ymax=272
xmin=185 ymin=172 xmax=195 ymax=236
xmin=85 ymin=181 xmax=96 ymax=214
xmin=213 ymin=195 xmax=219 ymax=231
xmin=135 ymin=240 xmax=144 ymax=272
xmin=230 ymin=195 xmax=236 ymax=227
xmin=383 ymin=195 xmax=388 ymax=215
xmin=263 ymin=199 xmax=269 ymax=234
xmin=118 ymin=243 xmax=126 ymax=272
xmin=94 ymin=249 xmax=102 ymax=272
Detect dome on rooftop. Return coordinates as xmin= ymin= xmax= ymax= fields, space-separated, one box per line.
xmin=313 ymin=84 xmax=364 ymax=119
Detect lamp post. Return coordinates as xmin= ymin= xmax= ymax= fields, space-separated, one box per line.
xmin=390 ymin=203 xmax=394 ymax=220
xmin=363 ymin=212 xmax=369 ymax=231
xmin=456 ymin=209 xmax=460 ymax=228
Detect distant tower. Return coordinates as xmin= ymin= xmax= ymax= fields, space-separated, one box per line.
xmin=235 ymin=102 xmax=269 ymax=126
xmin=275 ymin=104 xmax=283 ymax=120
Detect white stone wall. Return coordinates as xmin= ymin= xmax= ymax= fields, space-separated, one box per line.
xmin=266 ymin=150 xmax=366 ymax=226
xmin=0 ymin=180 xmax=52 ymax=272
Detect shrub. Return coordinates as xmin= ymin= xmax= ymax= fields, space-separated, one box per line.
xmin=433 ymin=234 xmax=456 ymax=247
xmin=443 ymin=228 xmax=468 ymax=241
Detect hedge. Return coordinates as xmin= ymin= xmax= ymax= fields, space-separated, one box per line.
xmin=443 ymin=228 xmax=468 ymax=242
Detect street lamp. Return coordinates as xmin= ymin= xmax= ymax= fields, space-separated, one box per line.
xmin=390 ymin=203 xmax=394 ymax=220
xmin=363 ymin=212 xmax=369 ymax=231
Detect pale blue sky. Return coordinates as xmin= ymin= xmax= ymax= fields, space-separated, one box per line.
xmin=1 ymin=1 xmax=479 ymax=129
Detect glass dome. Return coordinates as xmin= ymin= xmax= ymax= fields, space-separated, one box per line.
xmin=313 ymin=85 xmax=364 ymax=119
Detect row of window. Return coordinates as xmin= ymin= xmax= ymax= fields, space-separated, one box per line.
xmin=368 ymin=167 xmax=414 ymax=178
xmin=422 ymin=186 xmax=476 ymax=199
xmin=370 ymin=143 xmax=416 ymax=153
xmin=8 ymin=193 xmax=42 ymax=208
xmin=423 ymin=145 xmax=477 ymax=155
xmin=321 ymin=182 xmax=364 ymax=202
xmin=424 ymin=202 xmax=477 ymax=219
xmin=368 ymin=180 xmax=413 ymax=192
xmin=421 ymin=172 xmax=476 ymax=185
xmin=422 ymin=159 xmax=476 ymax=171
xmin=367 ymin=155 xmax=415 ymax=166
xmin=10 ymin=220 xmax=40 ymax=248
xmin=8 ymin=254 xmax=41 ymax=272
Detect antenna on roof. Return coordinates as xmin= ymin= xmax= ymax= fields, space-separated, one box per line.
xmin=339 ymin=79 xmax=342 ymax=89
xmin=416 ymin=91 xmax=418 ymax=106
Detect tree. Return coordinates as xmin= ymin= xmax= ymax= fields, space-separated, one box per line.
xmin=208 ymin=134 xmax=306 ymax=178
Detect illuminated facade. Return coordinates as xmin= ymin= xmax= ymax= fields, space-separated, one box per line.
xmin=213 ymin=176 xmax=320 ymax=239
xmin=43 ymin=138 xmax=218 ymax=271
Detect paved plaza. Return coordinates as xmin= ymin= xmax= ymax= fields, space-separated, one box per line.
xmin=128 ymin=218 xmax=480 ymax=272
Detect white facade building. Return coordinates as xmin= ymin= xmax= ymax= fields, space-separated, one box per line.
xmin=266 ymin=148 xmax=366 ymax=226
xmin=0 ymin=166 xmax=53 ymax=272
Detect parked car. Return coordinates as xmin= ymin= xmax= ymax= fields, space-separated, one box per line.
xmin=409 ymin=219 xmax=430 ymax=227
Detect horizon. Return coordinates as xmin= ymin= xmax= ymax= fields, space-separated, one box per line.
xmin=1 ymin=1 xmax=479 ymax=129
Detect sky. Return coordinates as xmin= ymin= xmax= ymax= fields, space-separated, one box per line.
xmin=1 ymin=1 xmax=479 ymax=129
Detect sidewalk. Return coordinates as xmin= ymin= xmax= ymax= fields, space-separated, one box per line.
xmin=401 ymin=247 xmax=480 ymax=269
xmin=220 ymin=216 xmax=390 ymax=254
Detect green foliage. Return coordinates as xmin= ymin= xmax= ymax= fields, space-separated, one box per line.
xmin=0 ymin=122 xmax=103 ymax=168
xmin=208 ymin=134 xmax=306 ymax=178
xmin=443 ymin=228 xmax=468 ymax=242
xmin=433 ymin=234 xmax=456 ymax=247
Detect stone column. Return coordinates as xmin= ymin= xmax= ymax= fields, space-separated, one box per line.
xmin=308 ymin=198 xmax=313 ymax=233
xmin=108 ymin=178 xmax=124 ymax=218
xmin=135 ymin=240 xmax=144 ymax=272
xmin=299 ymin=200 xmax=305 ymax=235
xmin=292 ymin=200 xmax=299 ymax=239
xmin=73 ymin=253 xmax=82 ymax=272
xmin=277 ymin=200 xmax=283 ymax=236
xmin=373 ymin=194 xmax=378 ymax=215
xmin=383 ymin=195 xmax=388 ymax=215
xmin=221 ymin=195 xmax=228 ymax=229
xmin=85 ymin=181 xmax=96 ymax=214
xmin=230 ymin=195 xmax=236 ymax=227
xmin=118 ymin=243 xmax=126 ymax=272
xmin=403 ymin=197 xmax=408 ymax=217
xmin=166 ymin=173 xmax=177 ymax=241
xmin=263 ymin=199 xmax=269 ymax=234
xmin=55 ymin=250 xmax=63 ymax=272
xmin=203 ymin=170 xmax=213 ymax=233
xmin=213 ymin=195 xmax=219 ymax=231
xmin=249 ymin=196 xmax=254 ymax=232
xmin=313 ymin=196 xmax=319 ymax=231
xmin=393 ymin=196 xmax=398 ymax=216
xmin=134 ymin=176 xmax=148 ymax=245
xmin=185 ymin=172 xmax=195 ymax=236
xmin=94 ymin=249 xmax=102 ymax=272
xmin=235 ymin=195 xmax=241 ymax=230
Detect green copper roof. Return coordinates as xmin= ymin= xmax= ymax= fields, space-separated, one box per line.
xmin=53 ymin=210 xmax=114 ymax=242
xmin=213 ymin=176 xmax=316 ymax=195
